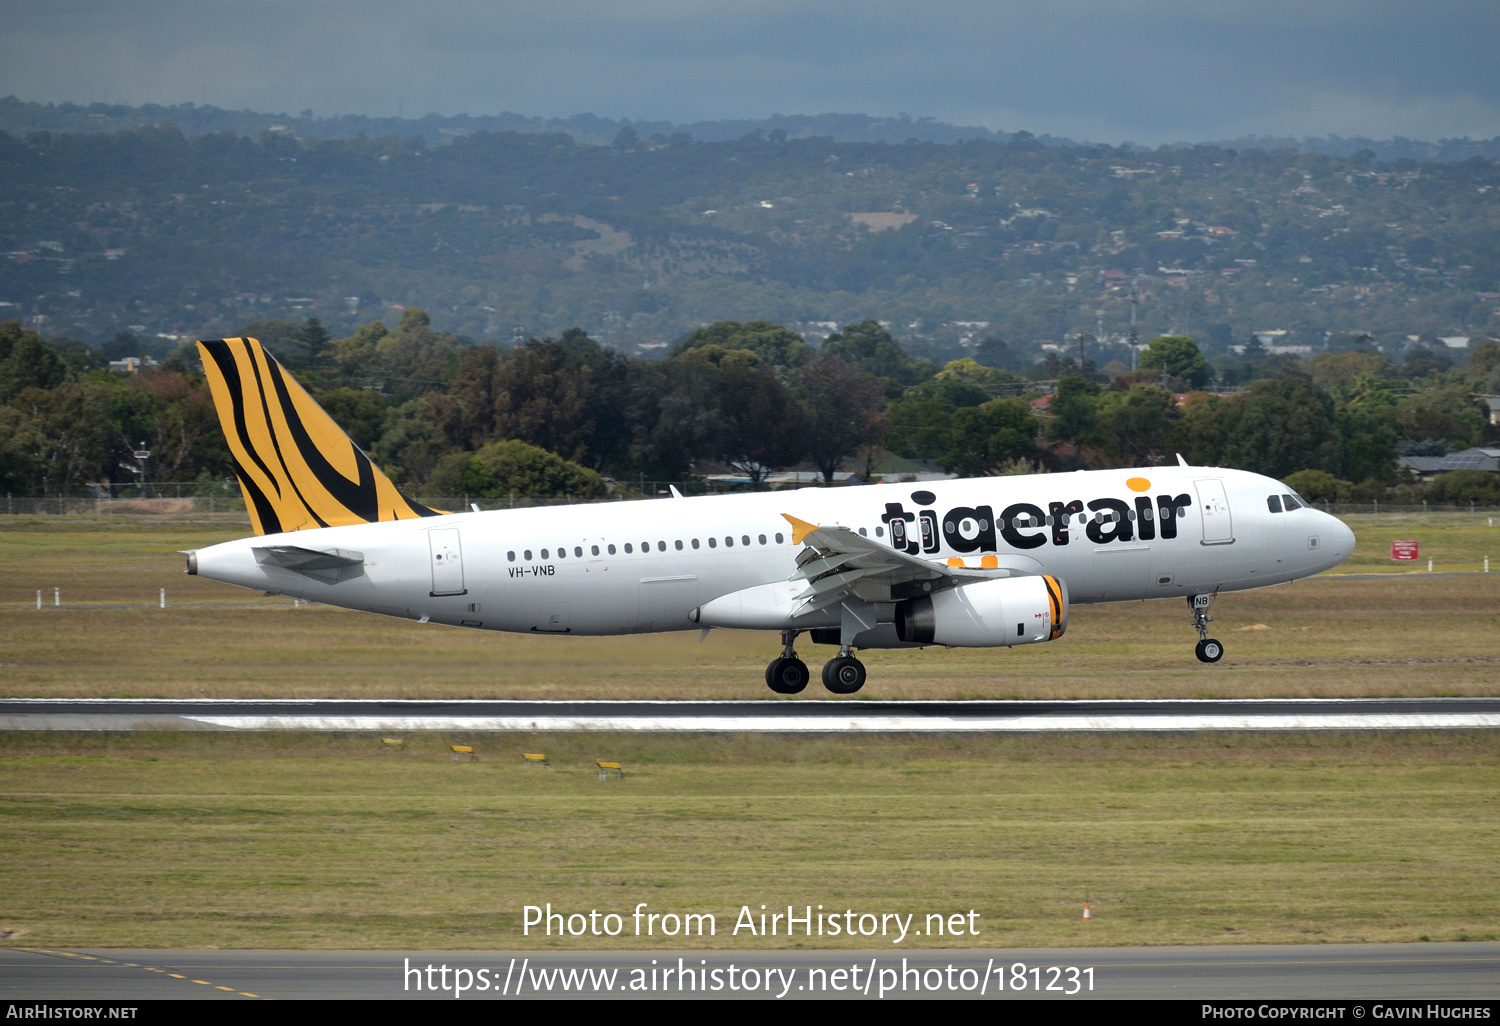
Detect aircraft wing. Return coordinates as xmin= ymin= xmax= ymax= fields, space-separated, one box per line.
xmin=781 ymin=514 xmax=1042 ymax=616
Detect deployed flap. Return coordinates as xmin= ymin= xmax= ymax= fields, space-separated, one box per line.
xmin=198 ymin=337 xmax=442 ymax=535
xmin=254 ymin=545 xmax=365 ymax=583
xmin=780 ymin=514 xmax=1040 ymax=615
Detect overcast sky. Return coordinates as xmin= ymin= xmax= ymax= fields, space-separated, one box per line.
xmin=4 ymin=1 xmax=1499 ymax=144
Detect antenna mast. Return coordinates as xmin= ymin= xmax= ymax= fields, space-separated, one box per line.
xmin=1129 ymin=289 xmax=1140 ymax=370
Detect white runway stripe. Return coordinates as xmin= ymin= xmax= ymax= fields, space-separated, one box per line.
xmin=182 ymin=713 xmax=1500 ymax=732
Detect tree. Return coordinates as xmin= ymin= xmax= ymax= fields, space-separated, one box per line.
xmin=821 ymin=321 xmax=935 ymax=392
xmin=1395 ymin=385 xmax=1485 ymax=449
xmin=884 ymin=396 xmax=956 ymax=462
xmin=487 ymin=341 xmax=595 ymax=463
xmin=942 ymin=399 xmax=1039 ymax=476
xmin=1139 ymin=335 xmax=1211 ymax=389
xmin=1463 ymin=339 xmax=1500 ymax=393
xmin=314 ymin=387 xmax=389 ymax=451
xmin=1331 ymin=377 xmax=1398 ymax=483
xmin=434 ymin=330 xmax=627 ymax=467
xmin=293 ymin=317 xmax=332 ymax=369
xmin=670 ymin=320 xmax=810 ymax=371
xmin=1216 ymin=373 xmax=1339 ymax=478
xmin=435 ymin=439 xmax=607 ymax=500
xmin=1425 ymin=469 xmax=1500 ymax=506
xmin=933 ymin=357 xmax=1021 ymax=393
xmin=626 ymin=355 xmax=727 ymax=481
xmin=1283 ymin=469 xmax=1345 ymax=503
xmin=1305 ymin=350 xmax=1396 ymax=391
xmin=1045 ymin=375 xmax=1104 ymax=449
xmin=1095 ymin=384 xmax=1180 ymax=467
xmin=974 ymin=336 xmax=1026 ymax=374
xmin=238 ymin=319 xmax=300 ymax=358
xmin=331 ymin=320 xmax=389 ymax=377
xmin=7 ymin=383 xmax=115 ymax=494
xmin=109 ymin=370 xmax=228 ymax=485
xmin=0 ymin=320 xmax=70 ymax=402
xmin=793 ymin=355 xmax=885 ymax=484
xmin=695 ymin=347 xmax=805 ymax=487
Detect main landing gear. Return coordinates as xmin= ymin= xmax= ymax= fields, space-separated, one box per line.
xmin=765 ymin=631 xmax=867 ymax=695
xmin=765 ymin=630 xmax=810 ymax=694
xmin=1190 ymin=594 xmax=1224 ymax=663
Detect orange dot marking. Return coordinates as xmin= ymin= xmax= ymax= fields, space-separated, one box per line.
xmin=1126 ymin=477 xmax=1151 ymax=492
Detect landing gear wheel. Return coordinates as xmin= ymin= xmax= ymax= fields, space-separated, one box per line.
xmin=765 ymin=657 xmax=809 ymax=694
xmin=1195 ymin=639 xmax=1224 ymax=663
xmin=822 ymin=655 xmax=866 ymax=695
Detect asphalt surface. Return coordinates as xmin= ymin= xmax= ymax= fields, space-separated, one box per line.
xmin=3 ymin=944 xmax=1498 ymax=1000
xmin=2 ymin=697 xmax=1499 ymax=732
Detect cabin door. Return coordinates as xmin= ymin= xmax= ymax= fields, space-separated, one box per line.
xmin=1195 ymin=479 xmax=1234 ymax=544
xmin=428 ymin=528 xmax=466 ymax=595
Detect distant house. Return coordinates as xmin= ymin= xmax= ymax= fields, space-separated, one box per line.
xmin=1486 ymin=398 xmax=1500 ymax=426
xmin=1398 ymin=447 xmax=1500 ymax=480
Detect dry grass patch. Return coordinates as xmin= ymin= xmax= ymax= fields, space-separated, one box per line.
xmin=1 ymin=731 xmax=1496 ymax=950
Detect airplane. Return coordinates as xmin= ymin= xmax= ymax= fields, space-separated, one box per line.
xmin=184 ymin=337 xmax=1357 ymax=695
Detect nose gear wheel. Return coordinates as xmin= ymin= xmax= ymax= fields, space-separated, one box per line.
xmin=1189 ymin=593 xmax=1224 ymax=663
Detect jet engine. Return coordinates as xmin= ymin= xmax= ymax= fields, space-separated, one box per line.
xmin=894 ymin=575 xmax=1068 ymax=647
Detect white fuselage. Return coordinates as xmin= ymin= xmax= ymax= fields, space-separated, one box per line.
xmin=190 ymin=466 xmax=1355 ymax=638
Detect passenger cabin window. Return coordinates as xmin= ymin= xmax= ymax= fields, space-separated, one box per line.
xmin=523 ymin=550 xmax=532 ymax=560
xmin=776 ymin=532 xmax=785 ymax=543
xmin=607 ymin=544 xmax=616 ymax=555
xmin=507 ymin=551 xmax=516 ymax=561
xmin=858 ymin=528 xmax=867 ymax=537
xmin=725 ymin=536 xmax=734 ymax=547
xmin=624 ymin=543 xmax=633 ymax=554
xmin=1267 ymin=495 xmax=1283 ymax=513
xmin=692 ymin=538 xmax=700 ymax=549
xmin=1282 ymin=494 xmax=1302 ymax=510
xmin=708 ymin=537 xmax=717 ymax=548
xmin=591 ymin=545 xmax=600 ymax=556
xmin=574 ymin=546 xmax=583 ymax=557
xmin=675 ymin=540 xmax=683 ymax=550
xmin=557 ymin=547 xmax=566 ymax=558
xmin=741 ymin=535 xmax=749 ymax=546
xmin=540 ymin=549 xmax=549 ymax=559
xmin=874 ymin=527 xmax=883 ymax=538
xmin=758 ymin=534 xmax=767 ymax=544
xmin=657 ymin=541 xmax=666 ymax=551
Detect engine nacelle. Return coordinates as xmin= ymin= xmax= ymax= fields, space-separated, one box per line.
xmin=894 ymin=575 xmax=1068 ymax=648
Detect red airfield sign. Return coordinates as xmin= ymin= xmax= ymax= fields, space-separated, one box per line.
xmin=1391 ymin=540 xmax=1419 ymax=561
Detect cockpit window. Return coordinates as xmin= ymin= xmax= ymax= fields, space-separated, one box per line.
xmin=1267 ymin=495 xmax=1283 ymax=513
xmin=1282 ymin=494 xmax=1302 ymax=510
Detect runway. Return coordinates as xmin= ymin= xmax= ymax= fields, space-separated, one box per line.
xmin=3 ymin=697 xmax=1499 ymax=732
xmin=3 ymin=943 xmax=1498 ymax=1000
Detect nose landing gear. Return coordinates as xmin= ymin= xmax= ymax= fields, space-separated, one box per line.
xmin=765 ymin=630 xmax=810 ymax=694
xmin=1190 ymin=594 xmax=1223 ymax=663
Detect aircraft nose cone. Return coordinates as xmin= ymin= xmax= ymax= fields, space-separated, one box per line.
xmin=1334 ymin=516 xmax=1356 ymax=554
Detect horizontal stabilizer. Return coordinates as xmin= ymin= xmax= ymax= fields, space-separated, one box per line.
xmin=254 ymin=545 xmax=365 ymax=583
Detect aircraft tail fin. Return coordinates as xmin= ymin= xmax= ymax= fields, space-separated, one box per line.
xmin=197 ymin=337 xmax=441 ymax=535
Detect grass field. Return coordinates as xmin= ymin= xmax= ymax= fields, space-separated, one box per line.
xmin=2 ymin=513 xmax=1498 ymax=699
xmin=0 ymin=731 xmax=1496 ymax=950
